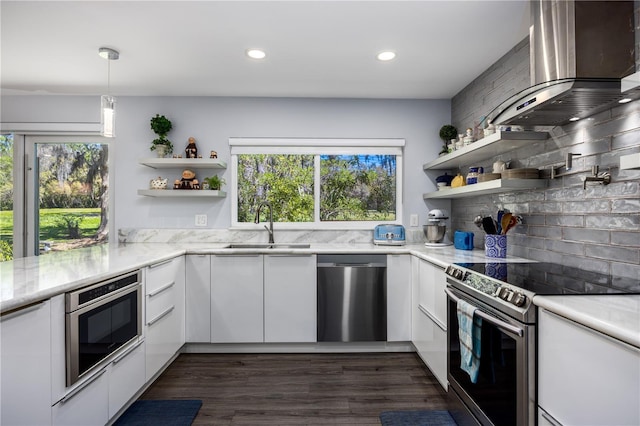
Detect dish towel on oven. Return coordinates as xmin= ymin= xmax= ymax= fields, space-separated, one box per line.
xmin=457 ymin=299 xmax=482 ymax=383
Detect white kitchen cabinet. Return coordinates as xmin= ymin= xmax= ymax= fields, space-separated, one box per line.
xmin=145 ymin=256 xmax=185 ymax=381
xmin=52 ymin=368 xmax=109 ymax=426
xmin=411 ymin=257 xmax=447 ymax=389
xmin=264 ymin=254 xmax=317 ymax=342
xmin=538 ymin=308 xmax=640 ymax=426
xmin=211 ymin=254 xmax=264 ymax=343
xmin=185 ymin=254 xmax=212 ymax=342
xmin=387 ymin=254 xmax=411 ymax=341
xmin=0 ymin=300 xmax=52 ymax=425
xmin=108 ymin=339 xmax=146 ymax=419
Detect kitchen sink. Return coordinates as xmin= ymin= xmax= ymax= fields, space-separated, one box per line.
xmin=226 ymin=243 xmax=311 ymax=249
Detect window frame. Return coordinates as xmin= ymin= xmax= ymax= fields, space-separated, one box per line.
xmin=230 ymin=138 xmax=404 ymax=230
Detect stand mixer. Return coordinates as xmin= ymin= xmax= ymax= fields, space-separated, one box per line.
xmin=424 ymin=209 xmax=453 ymax=246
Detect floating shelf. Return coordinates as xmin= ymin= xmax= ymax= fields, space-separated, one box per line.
xmin=137 ymin=189 xmax=226 ymax=198
xmin=423 ymin=179 xmax=547 ymax=199
xmin=422 ymin=131 xmax=548 ymax=171
xmin=138 ymin=158 xmax=227 ymax=169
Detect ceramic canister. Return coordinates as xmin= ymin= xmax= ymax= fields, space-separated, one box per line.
xmin=466 ymin=166 xmax=483 ymax=184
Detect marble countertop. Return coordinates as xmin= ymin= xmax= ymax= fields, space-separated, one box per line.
xmin=1 ymin=242 xmax=517 ymax=313
xmin=534 ymin=295 xmax=640 ymax=349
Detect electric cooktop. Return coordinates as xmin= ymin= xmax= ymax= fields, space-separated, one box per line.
xmin=452 ymin=262 xmax=640 ymax=296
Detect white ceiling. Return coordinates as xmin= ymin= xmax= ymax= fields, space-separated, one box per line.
xmin=0 ymin=1 xmax=530 ymax=99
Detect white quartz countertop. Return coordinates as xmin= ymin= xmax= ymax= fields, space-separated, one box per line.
xmin=534 ymin=295 xmax=640 ymax=349
xmin=1 ymin=242 xmax=519 ymax=313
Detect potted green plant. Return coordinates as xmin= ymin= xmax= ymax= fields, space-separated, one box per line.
xmin=150 ymin=114 xmax=173 ymax=157
xmin=203 ymin=175 xmax=226 ymax=190
xmin=439 ymin=124 xmax=458 ymax=155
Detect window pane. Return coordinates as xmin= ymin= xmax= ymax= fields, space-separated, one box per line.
xmin=0 ymin=134 xmax=13 ymax=261
xmin=237 ymin=154 xmax=314 ymax=223
xmin=320 ymin=155 xmax=396 ymax=221
xmin=36 ymin=143 xmax=108 ymax=254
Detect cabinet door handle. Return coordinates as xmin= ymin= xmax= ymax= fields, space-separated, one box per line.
xmin=418 ymin=304 xmax=447 ymax=332
xmin=147 ymin=281 xmax=175 ymax=297
xmin=148 ymin=259 xmax=173 ymax=269
xmin=111 ymin=339 xmax=144 ymax=365
xmin=0 ymin=300 xmax=46 ymax=320
xmin=60 ymin=368 xmax=107 ymax=404
xmin=147 ymin=305 xmax=175 ymax=326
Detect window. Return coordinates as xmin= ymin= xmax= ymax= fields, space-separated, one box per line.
xmin=231 ymin=138 xmax=403 ymax=228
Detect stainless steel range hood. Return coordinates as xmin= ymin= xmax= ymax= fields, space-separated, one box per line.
xmin=489 ymin=0 xmax=637 ymax=127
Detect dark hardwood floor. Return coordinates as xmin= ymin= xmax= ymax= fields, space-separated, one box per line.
xmin=139 ymin=352 xmax=449 ymax=425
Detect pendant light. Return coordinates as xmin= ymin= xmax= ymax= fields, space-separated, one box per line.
xmin=99 ymin=47 xmax=119 ymax=138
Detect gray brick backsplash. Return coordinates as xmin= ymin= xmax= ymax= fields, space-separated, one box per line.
xmin=544 ymin=239 xmax=584 ymax=256
xmin=612 ymin=199 xmax=640 ymax=213
xmin=545 ymin=215 xmax=583 ymax=227
xmin=585 ymin=244 xmax=640 ymax=264
xmin=611 ymin=231 xmax=640 ymax=247
xmin=451 ymin=36 xmax=640 ymax=276
xmin=563 ymin=228 xmax=610 ymax=243
xmin=611 ymin=262 xmax=640 ymax=280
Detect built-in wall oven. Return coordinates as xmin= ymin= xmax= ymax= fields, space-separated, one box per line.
xmin=65 ymin=270 xmax=142 ymax=386
xmin=444 ymin=262 xmax=640 ymax=426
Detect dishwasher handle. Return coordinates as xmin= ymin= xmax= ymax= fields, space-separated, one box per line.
xmin=318 ymin=262 xmax=387 ymax=268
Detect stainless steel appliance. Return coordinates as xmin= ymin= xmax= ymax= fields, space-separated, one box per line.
xmin=488 ymin=0 xmax=639 ymax=127
xmin=317 ymin=254 xmax=387 ymax=342
xmin=65 ymin=271 xmax=142 ymax=386
xmin=373 ymin=224 xmax=405 ymax=246
xmin=444 ymin=262 xmax=640 ymax=426
xmin=424 ymin=209 xmax=453 ymax=246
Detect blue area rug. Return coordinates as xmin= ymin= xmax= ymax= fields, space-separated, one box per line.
xmin=114 ymin=400 xmax=202 ymax=426
xmin=379 ymin=410 xmax=457 ymax=426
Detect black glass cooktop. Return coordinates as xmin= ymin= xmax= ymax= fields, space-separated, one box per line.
xmin=453 ymin=262 xmax=640 ymax=295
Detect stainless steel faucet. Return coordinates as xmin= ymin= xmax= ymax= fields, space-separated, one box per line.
xmin=582 ymin=165 xmax=611 ymax=190
xmin=255 ymin=201 xmax=274 ymax=244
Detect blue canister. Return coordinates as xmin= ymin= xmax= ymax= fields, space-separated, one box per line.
xmin=454 ymin=231 xmax=474 ymax=250
xmin=466 ymin=166 xmax=484 ymax=185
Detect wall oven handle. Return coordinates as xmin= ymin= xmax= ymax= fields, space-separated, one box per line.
xmin=147 ymin=305 xmax=175 ymax=326
xmin=445 ymin=287 xmax=524 ymax=337
xmin=60 ymin=368 xmax=107 ymax=404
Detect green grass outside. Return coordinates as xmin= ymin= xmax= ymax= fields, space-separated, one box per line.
xmin=0 ymin=208 xmax=102 ymax=246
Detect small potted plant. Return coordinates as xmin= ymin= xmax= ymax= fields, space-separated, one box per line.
xmin=150 ymin=114 xmax=174 ymax=157
xmin=203 ymin=175 xmax=226 ymax=190
xmin=439 ymin=124 xmax=458 ymax=156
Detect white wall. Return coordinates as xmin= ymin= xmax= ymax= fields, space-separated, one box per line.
xmin=2 ymin=95 xmax=451 ymax=232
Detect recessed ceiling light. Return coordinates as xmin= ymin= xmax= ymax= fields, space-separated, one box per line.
xmin=619 ymin=98 xmax=633 ymax=104
xmin=246 ymin=49 xmax=266 ymax=59
xmin=377 ymin=51 xmax=396 ymax=61
xmin=569 ymin=116 xmax=580 ymax=122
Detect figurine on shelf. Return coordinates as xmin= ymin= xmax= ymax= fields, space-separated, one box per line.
xmin=179 ymin=169 xmax=198 ymax=189
xmin=484 ymin=119 xmax=496 ymax=137
xmin=185 ymin=137 xmax=198 ymax=159
xmin=173 ymin=179 xmax=181 ymax=189
xmin=210 ymin=150 xmax=218 ymax=159
xmin=463 ymin=128 xmax=474 ymax=145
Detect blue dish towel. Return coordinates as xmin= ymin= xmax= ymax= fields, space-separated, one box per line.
xmin=457 ymin=299 xmax=482 ymax=383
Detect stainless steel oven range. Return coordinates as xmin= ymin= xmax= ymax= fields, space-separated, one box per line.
xmin=65 ymin=270 xmax=142 ymax=386
xmin=444 ymin=262 xmax=640 ymax=426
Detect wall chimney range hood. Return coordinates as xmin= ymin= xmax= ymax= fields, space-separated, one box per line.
xmin=488 ymin=0 xmax=637 ymax=127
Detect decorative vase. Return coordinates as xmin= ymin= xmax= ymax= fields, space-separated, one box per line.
xmin=155 ymin=145 xmax=167 ymax=158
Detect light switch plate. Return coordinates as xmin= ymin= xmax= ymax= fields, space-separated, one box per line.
xmin=410 ymin=214 xmax=419 ymax=227
xmin=195 ymin=214 xmax=207 ymax=227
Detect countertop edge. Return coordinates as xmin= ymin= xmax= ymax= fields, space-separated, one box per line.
xmin=534 ymin=295 xmax=640 ymax=349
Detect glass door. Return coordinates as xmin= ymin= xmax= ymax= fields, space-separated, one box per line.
xmin=25 ymin=136 xmax=112 ymax=256
xmin=0 ymin=134 xmax=15 ymax=261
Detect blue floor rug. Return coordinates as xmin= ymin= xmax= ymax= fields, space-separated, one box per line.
xmin=114 ymin=400 xmax=202 ymax=426
xmin=379 ymin=410 xmax=457 ymax=426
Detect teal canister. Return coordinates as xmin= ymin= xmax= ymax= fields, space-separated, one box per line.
xmin=454 ymin=231 xmax=474 ymax=250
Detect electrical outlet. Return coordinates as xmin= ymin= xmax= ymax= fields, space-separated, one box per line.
xmin=195 ymin=214 xmax=207 ymax=227
xmin=410 ymin=214 xmax=419 ymax=227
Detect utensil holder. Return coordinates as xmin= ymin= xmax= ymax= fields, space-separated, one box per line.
xmin=485 ymin=234 xmax=507 ymax=258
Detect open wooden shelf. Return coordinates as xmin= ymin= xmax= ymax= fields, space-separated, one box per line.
xmin=138 ymin=158 xmax=227 ymax=169
xmin=423 ymin=179 xmax=547 ymax=199
xmin=137 ymin=189 xmax=227 ymax=198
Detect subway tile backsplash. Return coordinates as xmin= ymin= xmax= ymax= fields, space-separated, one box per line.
xmin=451 ymin=38 xmax=640 ymax=278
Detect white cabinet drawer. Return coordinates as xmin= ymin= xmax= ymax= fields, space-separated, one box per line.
xmin=109 ymin=339 xmax=145 ymax=419
xmin=146 ymin=257 xmax=182 ymax=294
xmin=146 ymin=279 xmax=177 ymax=324
xmin=413 ymin=306 xmax=447 ymax=390
xmin=52 ymin=368 xmax=109 ymax=426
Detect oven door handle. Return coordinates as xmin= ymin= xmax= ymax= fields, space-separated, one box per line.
xmin=445 ymin=287 xmax=524 ymax=338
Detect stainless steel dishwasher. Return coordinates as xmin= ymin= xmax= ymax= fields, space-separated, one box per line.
xmin=317 ymin=254 xmax=387 ymax=342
